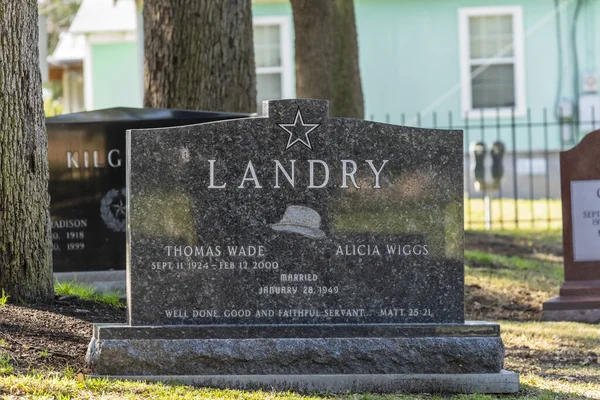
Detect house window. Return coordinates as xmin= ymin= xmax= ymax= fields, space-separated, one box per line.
xmin=253 ymin=17 xmax=293 ymax=115
xmin=459 ymin=7 xmax=525 ymax=117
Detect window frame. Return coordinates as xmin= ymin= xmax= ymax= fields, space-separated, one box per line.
xmin=253 ymin=16 xmax=294 ymax=107
xmin=458 ymin=6 xmax=526 ymax=118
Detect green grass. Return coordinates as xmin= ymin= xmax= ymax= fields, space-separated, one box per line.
xmin=54 ymin=281 xmax=125 ymax=308
xmin=0 ymin=289 xmax=9 ymax=306
xmin=502 ymin=320 xmax=600 ymax=348
xmin=465 ymin=250 xmax=564 ymax=294
xmin=0 ymin=353 xmax=13 ymax=375
xmin=466 ymin=198 xmax=562 ymax=230
xmin=0 ymin=369 xmax=598 ymax=399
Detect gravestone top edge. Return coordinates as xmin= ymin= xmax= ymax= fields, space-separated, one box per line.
xmin=561 ymin=129 xmax=600 ymax=158
xmin=123 ymin=99 xmax=464 ymax=137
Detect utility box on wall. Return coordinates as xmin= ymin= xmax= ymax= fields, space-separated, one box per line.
xmin=47 ymin=108 xmax=249 ymax=272
xmin=579 ymin=94 xmax=600 ymax=134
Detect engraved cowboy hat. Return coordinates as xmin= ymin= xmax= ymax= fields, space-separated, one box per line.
xmin=271 ymin=205 xmax=325 ymax=239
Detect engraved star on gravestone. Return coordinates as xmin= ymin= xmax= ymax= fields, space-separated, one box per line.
xmin=277 ymin=108 xmax=320 ymax=150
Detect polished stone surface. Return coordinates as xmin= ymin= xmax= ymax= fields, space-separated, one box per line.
xmin=126 ymin=99 xmax=464 ymax=326
xmin=92 ymin=321 xmax=500 ymax=340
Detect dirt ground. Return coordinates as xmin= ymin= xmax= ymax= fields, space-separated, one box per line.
xmin=0 ymin=297 xmax=125 ymax=373
xmin=0 ymin=231 xmax=588 ymax=378
xmin=464 ymin=230 xmax=564 ymax=322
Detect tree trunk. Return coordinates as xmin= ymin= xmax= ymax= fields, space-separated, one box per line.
xmin=291 ymin=0 xmax=364 ymax=118
xmin=291 ymin=0 xmax=335 ymax=102
xmin=332 ymin=0 xmax=364 ymax=119
xmin=0 ymin=0 xmax=54 ymax=303
xmin=144 ymin=0 xmax=256 ymax=113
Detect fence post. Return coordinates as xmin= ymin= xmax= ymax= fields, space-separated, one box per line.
xmin=495 ymin=108 xmax=504 ymax=229
xmin=465 ymin=111 xmax=471 ymax=230
xmin=480 ymin=109 xmax=491 ymax=230
xmin=527 ymin=108 xmax=534 ymax=228
xmin=543 ymin=108 xmax=551 ymax=228
xmin=511 ymin=107 xmax=519 ymax=228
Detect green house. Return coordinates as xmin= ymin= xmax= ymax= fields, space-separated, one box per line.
xmin=48 ymin=0 xmax=600 ymax=197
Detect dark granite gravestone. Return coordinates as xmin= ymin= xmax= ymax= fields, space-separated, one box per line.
xmin=86 ymin=99 xmax=518 ymax=393
xmin=543 ymin=129 xmax=600 ymax=323
xmin=47 ymin=108 xmax=248 ymax=273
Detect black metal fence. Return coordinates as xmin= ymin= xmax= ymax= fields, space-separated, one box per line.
xmin=368 ymin=108 xmax=600 ymax=230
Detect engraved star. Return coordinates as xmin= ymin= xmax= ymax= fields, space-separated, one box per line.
xmin=111 ymin=199 xmax=126 ymax=219
xmin=277 ymin=108 xmax=320 ymax=151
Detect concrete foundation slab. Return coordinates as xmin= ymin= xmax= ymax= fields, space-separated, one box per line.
xmin=96 ymin=371 xmax=520 ymax=393
xmin=542 ymin=295 xmax=600 ymax=323
xmin=542 ymin=309 xmax=600 ymax=323
xmin=54 ymin=271 xmax=125 ymax=294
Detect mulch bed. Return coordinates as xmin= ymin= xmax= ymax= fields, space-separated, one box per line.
xmin=0 ymin=296 xmax=125 ymax=373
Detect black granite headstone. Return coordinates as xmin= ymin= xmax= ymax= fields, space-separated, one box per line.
xmin=87 ymin=100 xmax=518 ymax=393
xmin=47 ymin=107 xmax=248 ymax=272
xmin=125 ymin=100 xmax=464 ymax=325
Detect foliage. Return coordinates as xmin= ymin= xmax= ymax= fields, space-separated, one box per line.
xmin=0 ymin=289 xmax=9 ymax=306
xmin=0 ymin=354 xmax=13 ymax=375
xmin=465 ymin=250 xmax=564 ymax=292
xmin=38 ymin=0 xmax=82 ymax=55
xmin=54 ymin=281 xmax=125 ymax=308
xmin=44 ymin=98 xmax=64 ymax=116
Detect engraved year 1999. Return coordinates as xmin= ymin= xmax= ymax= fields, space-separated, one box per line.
xmin=66 ymin=242 xmax=85 ymax=251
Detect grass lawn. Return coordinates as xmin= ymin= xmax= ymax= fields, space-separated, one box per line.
xmin=1 ymin=230 xmax=599 ymax=399
xmin=465 ymin=198 xmax=563 ymax=231
xmin=55 ymin=280 xmax=124 ymax=308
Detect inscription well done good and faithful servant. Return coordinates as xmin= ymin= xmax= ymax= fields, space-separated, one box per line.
xmin=126 ymin=99 xmax=464 ymax=326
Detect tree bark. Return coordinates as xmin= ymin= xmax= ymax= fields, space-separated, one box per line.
xmin=332 ymin=0 xmax=364 ymax=119
xmin=291 ymin=0 xmax=364 ymax=118
xmin=0 ymin=0 xmax=54 ymax=302
xmin=291 ymin=0 xmax=335 ymax=102
xmin=144 ymin=0 xmax=256 ymax=113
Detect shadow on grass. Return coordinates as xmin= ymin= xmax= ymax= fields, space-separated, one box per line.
xmin=465 ymin=282 xmax=543 ymax=321
xmin=465 ymin=230 xmax=563 ymax=258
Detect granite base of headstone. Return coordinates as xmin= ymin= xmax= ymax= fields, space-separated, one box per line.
xmin=543 ymin=130 xmax=600 ymax=324
xmin=86 ymin=99 xmax=519 ymax=393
